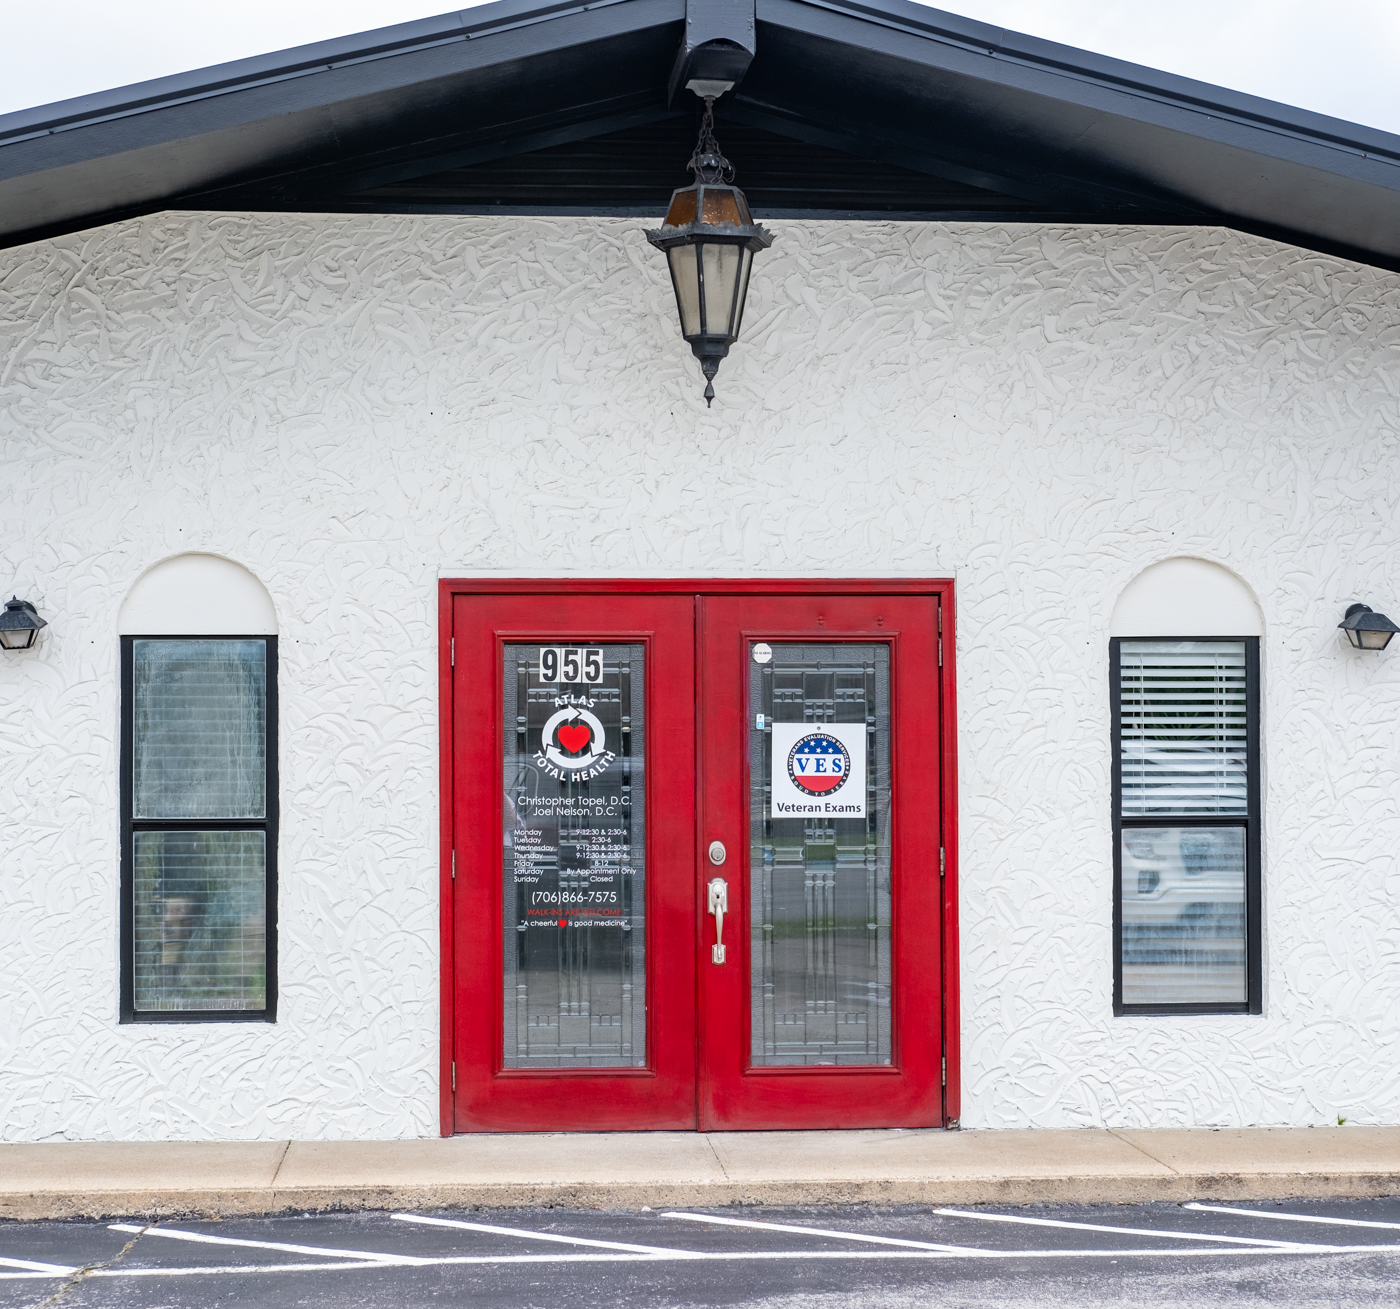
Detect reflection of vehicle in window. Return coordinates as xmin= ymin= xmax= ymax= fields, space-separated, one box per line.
xmin=1114 ymin=635 xmax=1257 ymax=1011
xmin=1120 ymin=828 xmax=1245 ymax=940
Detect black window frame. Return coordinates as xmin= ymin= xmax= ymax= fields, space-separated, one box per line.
xmin=119 ymin=634 xmax=279 ymax=1023
xmin=1110 ymin=635 xmax=1262 ymax=1017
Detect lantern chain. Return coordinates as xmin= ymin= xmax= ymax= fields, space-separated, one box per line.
xmin=688 ymin=96 xmax=735 ymax=185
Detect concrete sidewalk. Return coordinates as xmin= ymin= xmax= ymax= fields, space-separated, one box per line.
xmin=2 ymin=1127 xmax=1397 ymax=1221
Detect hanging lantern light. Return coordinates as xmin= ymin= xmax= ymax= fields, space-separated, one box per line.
xmin=647 ymin=97 xmax=773 ymax=406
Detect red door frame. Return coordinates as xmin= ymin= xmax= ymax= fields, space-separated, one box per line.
xmin=438 ymin=578 xmax=960 ymax=1135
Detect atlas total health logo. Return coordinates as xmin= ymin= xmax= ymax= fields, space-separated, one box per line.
xmin=534 ymin=707 xmax=616 ymax=781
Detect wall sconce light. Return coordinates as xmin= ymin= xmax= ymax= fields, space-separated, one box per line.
xmin=1338 ymin=602 xmax=1398 ymax=650
xmin=0 ymin=596 xmax=47 ymax=651
xmin=647 ymin=94 xmax=773 ymax=406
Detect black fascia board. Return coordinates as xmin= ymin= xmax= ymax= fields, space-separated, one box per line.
xmin=773 ymin=0 xmax=1400 ymax=161
xmin=752 ymin=0 xmax=1400 ymax=261
xmin=4 ymin=0 xmax=1400 ymax=270
xmin=0 ymin=0 xmax=683 ymax=244
xmin=0 ymin=0 xmax=658 ymax=145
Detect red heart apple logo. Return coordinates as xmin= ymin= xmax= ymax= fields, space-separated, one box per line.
xmin=556 ymin=722 xmax=592 ymax=754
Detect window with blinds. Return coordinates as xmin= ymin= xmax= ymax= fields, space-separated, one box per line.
xmin=1112 ymin=637 xmax=1259 ymax=1015
xmin=121 ymin=637 xmax=277 ymax=1021
xmin=1119 ymin=642 xmax=1247 ymax=816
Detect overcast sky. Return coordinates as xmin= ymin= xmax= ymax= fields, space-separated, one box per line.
xmin=6 ymin=0 xmax=1400 ymax=136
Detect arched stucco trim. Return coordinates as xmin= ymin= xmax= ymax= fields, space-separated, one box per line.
xmin=117 ymin=553 xmax=277 ymax=634
xmin=1110 ymin=557 xmax=1263 ymax=637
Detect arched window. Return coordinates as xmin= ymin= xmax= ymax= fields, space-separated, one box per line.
xmin=118 ymin=555 xmax=278 ymax=1022
xmin=1109 ymin=559 xmax=1262 ymax=1016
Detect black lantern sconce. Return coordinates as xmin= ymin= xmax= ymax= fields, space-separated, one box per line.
xmin=647 ymin=95 xmax=772 ymax=406
xmin=1338 ymin=602 xmax=1399 ymax=650
xmin=0 ymin=597 xmax=47 ymax=651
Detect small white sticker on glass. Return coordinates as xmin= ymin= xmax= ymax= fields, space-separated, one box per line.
xmin=752 ymin=642 xmax=772 ymax=664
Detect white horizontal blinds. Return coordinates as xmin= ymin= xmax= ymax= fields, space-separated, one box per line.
xmin=133 ymin=831 xmax=267 ymax=1010
xmin=1119 ymin=640 xmax=1248 ymax=816
xmin=133 ymin=640 xmax=266 ymax=819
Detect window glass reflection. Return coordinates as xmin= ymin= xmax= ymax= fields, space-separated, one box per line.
xmin=1120 ymin=826 xmax=1246 ymax=1006
xmin=133 ymin=831 xmax=267 ymax=1011
xmin=133 ymin=639 xmax=266 ymax=819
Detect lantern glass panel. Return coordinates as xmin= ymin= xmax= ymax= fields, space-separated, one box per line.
xmin=702 ymin=241 xmax=742 ymax=338
xmin=1358 ymin=628 xmax=1394 ymax=650
xmin=665 ymin=187 xmax=698 ymax=227
xmin=0 ymin=628 xmax=35 ymax=650
xmin=732 ymin=247 xmax=754 ymax=339
xmin=667 ymin=245 xmax=701 ymax=338
xmin=701 ymin=188 xmax=743 ymax=225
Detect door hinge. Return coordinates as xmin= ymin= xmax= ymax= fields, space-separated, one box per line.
xmin=451 ymin=1061 xmax=457 ymax=1091
xmin=942 ymin=1055 xmax=947 ymax=1087
xmin=450 ymin=637 xmax=455 ymax=667
xmin=938 ymin=636 xmax=943 ymax=667
xmin=940 ymin=847 xmax=945 ymax=879
xmin=451 ymin=850 xmax=456 ymax=880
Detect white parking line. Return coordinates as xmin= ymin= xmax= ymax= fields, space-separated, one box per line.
xmin=0 ymin=1256 xmax=78 ymax=1274
xmin=1186 ymin=1203 xmax=1400 ymax=1231
xmin=4 ymin=1208 xmax=1396 ymax=1283
xmin=6 ymin=1242 xmax=1400 ymax=1280
xmin=392 ymin=1212 xmax=696 ymax=1255
xmin=661 ymin=1211 xmax=987 ymax=1254
xmin=931 ymin=1208 xmax=1329 ymax=1250
xmin=108 ymin=1223 xmax=428 ymax=1264
xmin=77 ymin=1243 xmax=1400 ymax=1274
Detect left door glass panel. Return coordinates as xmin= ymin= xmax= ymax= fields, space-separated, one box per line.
xmin=502 ymin=644 xmax=646 ymax=1068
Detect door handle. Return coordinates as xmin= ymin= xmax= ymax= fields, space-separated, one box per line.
xmin=707 ymin=877 xmax=728 ymax=964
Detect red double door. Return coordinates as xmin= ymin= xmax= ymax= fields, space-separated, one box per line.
xmin=444 ymin=582 xmax=954 ymax=1132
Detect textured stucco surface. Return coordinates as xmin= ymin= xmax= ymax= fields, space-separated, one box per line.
xmin=1 ymin=212 xmax=1399 ymax=1140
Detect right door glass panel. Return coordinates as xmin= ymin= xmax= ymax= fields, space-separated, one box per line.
xmin=749 ymin=643 xmax=892 ymax=1066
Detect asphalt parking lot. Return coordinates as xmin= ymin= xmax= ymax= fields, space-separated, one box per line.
xmin=2 ymin=1197 xmax=1398 ymax=1307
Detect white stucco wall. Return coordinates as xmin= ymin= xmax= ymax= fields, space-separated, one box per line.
xmin=1 ymin=212 xmax=1398 ymax=1140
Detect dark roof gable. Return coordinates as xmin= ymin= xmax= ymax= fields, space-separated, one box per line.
xmin=4 ymin=0 xmax=1400 ymax=271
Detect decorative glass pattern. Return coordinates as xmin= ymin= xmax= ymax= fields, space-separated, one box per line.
xmin=502 ymin=644 xmax=646 ymax=1068
xmin=133 ymin=831 xmax=267 ymax=1011
xmin=133 ymin=640 xmax=267 ymax=819
xmin=749 ymin=643 xmax=892 ymax=1066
